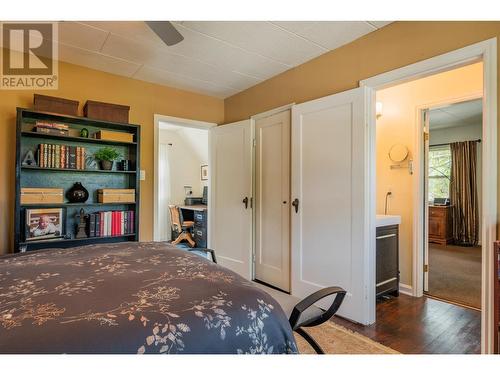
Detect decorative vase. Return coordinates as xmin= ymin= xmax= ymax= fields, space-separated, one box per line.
xmin=100 ymin=160 xmax=113 ymax=170
xmin=66 ymin=182 xmax=89 ymax=203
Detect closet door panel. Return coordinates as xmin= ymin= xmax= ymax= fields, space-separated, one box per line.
xmin=255 ymin=110 xmax=291 ymax=291
xmin=209 ymin=120 xmax=253 ymax=279
xmin=291 ymin=87 xmax=370 ymax=324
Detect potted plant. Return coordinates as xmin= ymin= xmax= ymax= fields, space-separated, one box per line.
xmin=94 ymin=146 xmax=121 ymax=170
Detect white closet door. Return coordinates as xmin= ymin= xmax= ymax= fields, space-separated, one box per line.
xmin=255 ymin=110 xmax=291 ymax=292
xmin=209 ymin=120 xmax=253 ymax=279
xmin=291 ymin=87 xmax=370 ymax=324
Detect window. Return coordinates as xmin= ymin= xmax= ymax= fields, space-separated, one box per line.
xmin=428 ymin=145 xmax=451 ymax=202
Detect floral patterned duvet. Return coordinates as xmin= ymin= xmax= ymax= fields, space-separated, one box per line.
xmin=0 ymin=242 xmax=297 ymax=354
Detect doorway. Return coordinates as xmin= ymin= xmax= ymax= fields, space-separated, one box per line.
xmin=423 ymin=98 xmax=483 ymax=310
xmin=153 ymin=115 xmax=216 ymax=245
xmin=363 ymin=38 xmax=497 ymax=353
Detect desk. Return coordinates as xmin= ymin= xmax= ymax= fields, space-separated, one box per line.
xmin=179 ymin=205 xmax=208 ymax=247
xmin=179 ymin=205 xmax=207 ymax=212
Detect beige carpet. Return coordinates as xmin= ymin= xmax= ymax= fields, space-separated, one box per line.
xmin=428 ymin=244 xmax=481 ymax=309
xmin=295 ymin=321 xmax=399 ymax=354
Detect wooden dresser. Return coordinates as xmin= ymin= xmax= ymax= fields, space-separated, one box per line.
xmin=428 ymin=205 xmax=453 ymax=245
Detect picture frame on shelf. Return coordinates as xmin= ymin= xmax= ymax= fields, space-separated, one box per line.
xmin=25 ymin=207 xmax=65 ymax=242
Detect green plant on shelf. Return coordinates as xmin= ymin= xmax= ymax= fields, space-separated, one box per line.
xmin=94 ymin=146 xmax=121 ymax=161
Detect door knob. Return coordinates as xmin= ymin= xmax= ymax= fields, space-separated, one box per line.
xmin=292 ymin=198 xmax=299 ymax=213
xmin=242 ymin=196 xmax=249 ymax=209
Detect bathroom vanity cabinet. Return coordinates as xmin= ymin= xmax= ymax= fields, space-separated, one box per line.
xmin=376 ymin=218 xmax=400 ymax=298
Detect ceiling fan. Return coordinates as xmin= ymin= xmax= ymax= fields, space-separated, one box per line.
xmin=145 ymin=21 xmax=184 ymax=46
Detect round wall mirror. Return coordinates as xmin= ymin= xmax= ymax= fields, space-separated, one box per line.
xmin=388 ymin=144 xmax=409 ymax=163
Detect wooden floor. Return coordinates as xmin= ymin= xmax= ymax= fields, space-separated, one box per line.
xmin=331 ymin=294 xmax=481 ymax=354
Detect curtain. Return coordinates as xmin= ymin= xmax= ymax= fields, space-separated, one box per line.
xmin=450 ymin=141 xmax=479 ymax=246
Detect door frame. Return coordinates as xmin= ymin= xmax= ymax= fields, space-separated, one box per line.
xmin=153 ymin=114 xmax=217 ymax=242
xmin=417 ymin=93 xmax=483 ymax=293
xmin=361 ymin=38 xmax=497 ymax=354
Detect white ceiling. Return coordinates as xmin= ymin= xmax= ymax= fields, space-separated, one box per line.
xmin=6 ymin=21 xmax=392 ymax=98
xmin=429 ymin=99 xmax=482 ymax=130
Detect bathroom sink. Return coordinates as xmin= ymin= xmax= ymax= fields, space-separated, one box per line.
xmin=376 ymin=214 xmax=401 ymax=227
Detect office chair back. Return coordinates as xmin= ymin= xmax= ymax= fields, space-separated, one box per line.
xmin=168 ymin=205 xmax=181 ymax=233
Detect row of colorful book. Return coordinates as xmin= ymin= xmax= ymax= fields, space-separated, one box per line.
xmin=86 ymin=210 xmax=135 ymax=237
xmin=37 ymin=143 xmax=87 ymax=169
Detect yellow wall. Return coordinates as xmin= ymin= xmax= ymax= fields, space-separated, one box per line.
xmin=376 ymin=62 xmax=483 ymax=286
xmin=0 ymin=57 xmax=224 ymax=254
xmin=224 ymin=21 xmax=500 ymax=122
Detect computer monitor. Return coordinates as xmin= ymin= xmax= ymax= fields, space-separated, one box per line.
xmin=202 ymin=186 xmax=208 ymax=205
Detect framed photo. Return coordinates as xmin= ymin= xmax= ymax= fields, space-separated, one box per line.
xmin=201 ymin=165 xmax=208 ymax=181
xmin=25 ymin=208 xmax=64 ymax=242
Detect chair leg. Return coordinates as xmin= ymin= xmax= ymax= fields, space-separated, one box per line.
xmin=295 ymin=327 xmax=325 ymax=354
xmin=185 ymin=232 xmax=195 ymax=248
xmin=171 ymin=234 xmax=183 ymax=246
xmin=171 ymin=231 xmax=196 ymax=248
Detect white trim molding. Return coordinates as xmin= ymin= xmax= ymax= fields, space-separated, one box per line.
xmin=399 ymin=283 xmax=413 ymax=296
xmin=361 ymin=38 xmax=497 ymax=354
xmin=153 ymin=114 xmax=217 ymax=243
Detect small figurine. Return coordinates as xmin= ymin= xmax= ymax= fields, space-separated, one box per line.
xmin=22 ymin=150 xmax=37 ymax=166
xmin=75 ymin=208 xmax=88 ymax=239
xmin=80 ymin=128 xmax=89 ymax=138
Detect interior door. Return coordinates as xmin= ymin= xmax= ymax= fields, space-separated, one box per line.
xmin=209 ymin=120 xmax=253 ymax=279
xmin=254 ymin=110 xmax=291 ymax=292
xmin=291 ymin=87 xmax=370 ymax=324
xmin=423 ymin=109 xmax=430 ymax=292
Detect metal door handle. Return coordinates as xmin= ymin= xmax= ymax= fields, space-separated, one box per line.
xmin=292 ymin=198 xmax=299 ymax=213
xmin=376 ymin=234 xmax=397 ymax=240
xmin=242 ymin=197 xmax=249 ymax=209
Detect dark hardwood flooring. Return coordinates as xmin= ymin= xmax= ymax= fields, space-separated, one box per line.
xmin=331 ymin=294 xmax=481 ymax=354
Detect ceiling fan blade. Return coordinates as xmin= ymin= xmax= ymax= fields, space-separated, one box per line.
xmin=146 ymin=21 xmax=184 ymax=46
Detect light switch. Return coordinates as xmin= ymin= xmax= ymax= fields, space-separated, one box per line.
xmin=140 ymin=170 xmax=146 ymax=181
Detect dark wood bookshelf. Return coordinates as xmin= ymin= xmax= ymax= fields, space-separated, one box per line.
xmin=14 ymin=107 xmax=141 ymax=253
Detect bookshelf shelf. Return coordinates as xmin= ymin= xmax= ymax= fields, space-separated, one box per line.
xmin=15 ymin=107 xmax=140 ymax=253
xmin=22 ymin=166 xmax=136 ymax=174
xmin=21 ymin=131 xmax=137 ymax=146
xmin=19 ymin=234 xmax=137 ymax=249
xmin=21 ymin=202 xmax=136 ymax=208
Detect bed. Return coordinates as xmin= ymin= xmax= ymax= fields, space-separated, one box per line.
xmin=0 ymin=242 xmax=297 ymax=354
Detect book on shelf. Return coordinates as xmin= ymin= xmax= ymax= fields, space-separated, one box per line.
xmin=85 ymin=210 xmax=134 ymax=238
xmin=34 ymin=121 xmax=69 ymax=130
xmin=36 ymin=143 xmax=87 ymax=170
xmin=33 ymin=121 xmax=69 ymax=136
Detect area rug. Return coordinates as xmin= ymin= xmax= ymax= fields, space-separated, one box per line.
xmin=428 ymin=244 xmax=481 ymax=309
xmin=295 ymin=321 xmax=400 ymax=354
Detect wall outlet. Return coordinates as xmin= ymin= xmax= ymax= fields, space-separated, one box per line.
xmin=140 ymin=170 xmax=146 ymax=181
xmin=387 ymin=186 xmax=392 ymax=195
